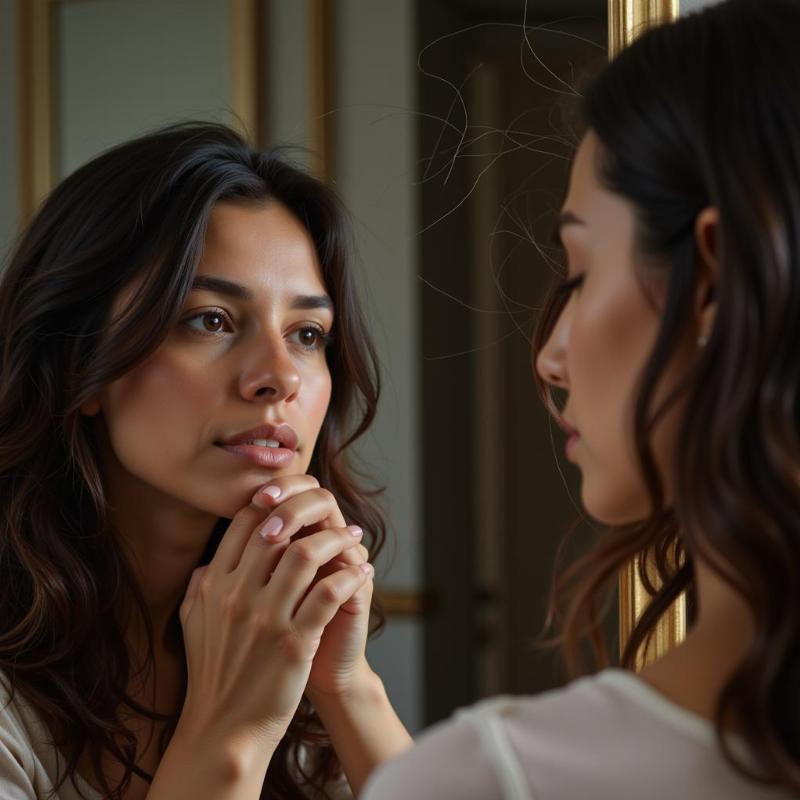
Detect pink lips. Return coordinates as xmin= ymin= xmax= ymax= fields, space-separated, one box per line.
xmin=216 ymin=422 xmax=299 ymax=469
xmin=558 ymin=417 xmax=580 ymax=461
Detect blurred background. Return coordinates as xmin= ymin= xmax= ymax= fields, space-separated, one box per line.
xmin=1 ymin=0 xmax=718 ymax=734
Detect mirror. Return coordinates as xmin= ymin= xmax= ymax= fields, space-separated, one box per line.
xmin=8 ymin=0 xmax=683 ymax=732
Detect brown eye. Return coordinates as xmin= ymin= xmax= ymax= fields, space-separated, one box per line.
xmin=299 ymin=328 xmax=318 ymax=347
xmin=289 ymin=325 xmax=332 ymax=352
xmin=202 ymin=312 xmax=224 ymax=332
xmin=182 ymin=308 xmax=232 ymax=337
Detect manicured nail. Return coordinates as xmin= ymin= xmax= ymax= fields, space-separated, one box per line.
xmin=260 ymin=485 xmax=281 ymax=499
xmin=259 ymin=516 xmax=284 ymax=539
xmin=347 ymin=525 xmax=363 ymax=537
xmin=360 ymin=563 xmax=373 ymax=575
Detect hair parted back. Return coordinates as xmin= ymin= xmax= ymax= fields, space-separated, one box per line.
xmin=533 ymin=0 xmax=800 ymax=792
xmin=0 ymin=121 xmax=385 ymax=799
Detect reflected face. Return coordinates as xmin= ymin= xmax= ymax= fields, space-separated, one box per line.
xmin=536 ymin=132 xmax=694 ymax=524
xmin=87 ymin=201 xmax=334 ymax=519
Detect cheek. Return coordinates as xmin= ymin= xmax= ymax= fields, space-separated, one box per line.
xmin=569 ymin=282 xmax=661 ymax=523
xmin=102 ymin=351 xmax=213 ymax=463
xmin=298 ymin=362 xmax=333 ymax=435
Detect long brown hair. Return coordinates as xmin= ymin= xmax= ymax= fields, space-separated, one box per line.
xmin=0 ymin=122 xmax=385 ymax=799
xmin=534 ymin=0 xmax=800 ymax=792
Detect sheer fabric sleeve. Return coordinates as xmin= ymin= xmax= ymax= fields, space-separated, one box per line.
xmin=360 ymin=703 xmax=509 ymax=800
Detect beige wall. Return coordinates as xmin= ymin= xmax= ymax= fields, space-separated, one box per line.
xmin=335 ymin=0 xmax=422 ymax=732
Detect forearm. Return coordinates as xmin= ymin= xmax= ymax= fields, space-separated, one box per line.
xmin=146 ymin=722 xmax=275 ymax=800
xmin=309 ymin=669 xmax=413 ymax=796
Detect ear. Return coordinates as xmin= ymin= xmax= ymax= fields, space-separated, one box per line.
xmin=693 ymin=206 xmax=720 ymax=341
xmin=80 ymin=396 xmax=101 ymax=417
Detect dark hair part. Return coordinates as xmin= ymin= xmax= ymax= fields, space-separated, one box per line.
xmin=534 ymin=0 xmax=800 ymax=792
xmin=0 ymin=122 xmax=385 ymax=799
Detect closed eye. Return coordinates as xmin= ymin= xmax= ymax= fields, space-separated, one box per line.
xmin=556 ymin=274 xmax=585 ymax=297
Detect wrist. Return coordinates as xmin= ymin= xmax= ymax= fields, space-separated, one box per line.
xmin=307 ymin=659 xmax=385 ymax=710
xmin=171 ymin=710 xmax=283 ymax=775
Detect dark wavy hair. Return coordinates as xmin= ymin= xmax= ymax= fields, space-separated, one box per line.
xmin=0 ymin=122 xmax=385 ymax=799
xmin=533 ymin=0 xmax=800 ymax=792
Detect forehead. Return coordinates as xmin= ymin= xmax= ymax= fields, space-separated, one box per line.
xmin=562 ymin=132 xmax=637 ymax=246
xmin=563 ymin=132 xmax=603 ymax=211
xmin=201 ymin=200 xmax=327 ymax=296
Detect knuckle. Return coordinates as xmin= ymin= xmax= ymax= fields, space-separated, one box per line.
xmin=220 ymin=590 xmax=248 ymax=622
xmin=356 ymin=544 xmax=369 ymax=560
xmin=198 ymin=574 xmax=215 ymax=598
xmin=315 ymin=487 xmax=335 ymax=504
xmin=249 ymin=608 xmax=276 ymax=634
xmin=318 ymin=580 xmax=341 ymax=605
xmin=287 ymin=540 xmax=316 ymax=566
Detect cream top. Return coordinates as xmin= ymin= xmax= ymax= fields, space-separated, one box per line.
xmin=0 ymin=671 xmax=350 ymax=799
xmin=362 ymin=669 xmax=792 ymax=800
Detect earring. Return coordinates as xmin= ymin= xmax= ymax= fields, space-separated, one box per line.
xmin=697 ymin=335 xmax=708 ymax=348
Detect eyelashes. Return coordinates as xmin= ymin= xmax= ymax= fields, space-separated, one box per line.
xmin=555 ymin=273 xmax=585 ymax=297
xmin=181 ymin=308 xmax=334 ymax=352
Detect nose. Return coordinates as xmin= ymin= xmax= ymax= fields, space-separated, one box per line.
xmin=535 ymin=310 xmax=570 ymax=390
xmin=238 ymin=335 xmax=301 ymax=403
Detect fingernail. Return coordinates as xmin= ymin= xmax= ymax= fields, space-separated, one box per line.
xmin=347 ymin=525 xmax=363 ymax=537
xmin=260 ymin=485 xmax=281 ymax=499
xmin=259 ymin=516 xmax=284 ymax=539
xmin=360 ymin=563 xmax=373 ymax=575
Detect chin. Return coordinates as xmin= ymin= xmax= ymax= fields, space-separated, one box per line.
xmin=581 ymin=482 xmax=652 ymax=526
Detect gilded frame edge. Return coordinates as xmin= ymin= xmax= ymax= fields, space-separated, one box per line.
xmin=17 ymin=0 xmax=264 ymax=225
xmin=608 ymin=0 xmax=686 ymax=668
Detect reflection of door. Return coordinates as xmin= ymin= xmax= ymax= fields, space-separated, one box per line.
xmin=418 ymin=0 xmax=609 ymax=725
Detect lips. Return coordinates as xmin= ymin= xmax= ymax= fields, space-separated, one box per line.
xmin=217 ymin=423 xmax=299 ymax=451
xmin=215 ymin=422 xmax=300 ymax=469
xmin=558 ymin=417 xmax=579 ymax=438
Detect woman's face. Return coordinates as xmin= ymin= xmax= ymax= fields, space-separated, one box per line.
xmin=87 ymin=200 xmax=334 ymax=519
xmin=536 ymin=132 xmax=698 ymax=525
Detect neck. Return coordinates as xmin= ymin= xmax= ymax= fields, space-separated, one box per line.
xmin=97 ymin=442 xmax=219 ymax=653
xmin=638 ymin=556 xmax=755 ymax=726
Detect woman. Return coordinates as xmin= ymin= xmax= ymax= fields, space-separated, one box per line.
xmin=320 ymin=0 xmax=800 ymax=797
xmin=0 ymin=122 xmax=392 ymax=799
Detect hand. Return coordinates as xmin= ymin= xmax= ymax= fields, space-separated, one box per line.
xmin=251 ymin=475 xmax=375 ymax=702
xmin=177 ymin=491 xmax=372 ymax=755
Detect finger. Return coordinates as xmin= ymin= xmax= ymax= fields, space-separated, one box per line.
xmin=312 ymin=543 xmax=369 ymax=582
xmin=204 ymin=500 xmax=270 ymax=578
xmin=292 ymin=563 xmax=374 ymax=634
xmin=238 ymin=487 xmax=347 ymax=580
xmin=261 ymin=528 xmax=365 ymax=618
xmin=253 ymin=487 xmax=346 ymax=543
xmin=179 ymin=565 xmax=209 ymax=626
xmin=249 ymin=473 xmax=320 ymax=511
xmin=238 ymin=512 xmax=362 ymax=590
xmin=339 ymin=566 xmax=375 ymax=615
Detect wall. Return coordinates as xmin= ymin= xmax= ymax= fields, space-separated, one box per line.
xmin=681 ymin=0 xmax=724 ymax=14
xmin=335 ymin=0 xmax=422 ymax=732
xmin=56 ymin=0 xmax=232 ymax=179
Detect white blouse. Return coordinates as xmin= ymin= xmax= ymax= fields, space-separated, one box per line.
xmin=0 ymin=671 xmax=350 ymax=799
xmin=362 ymin=669 xmax=792 ymax=800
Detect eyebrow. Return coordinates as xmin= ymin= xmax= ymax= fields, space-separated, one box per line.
xmin=191 ymin=275 xmax=334 ymax=312
xmin=551 ymin=210 xmax=586 ymax=247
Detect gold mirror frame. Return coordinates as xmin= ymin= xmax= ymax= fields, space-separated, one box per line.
xmin=17 ymin=0 xmax=687 ymax=642
xmin=18 ymin=0 xmax=263 ymax=224
xmin=608 ymin=0 xmax=686 ymax=668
